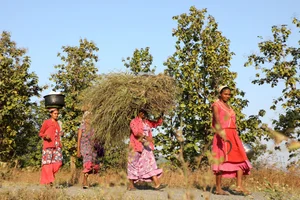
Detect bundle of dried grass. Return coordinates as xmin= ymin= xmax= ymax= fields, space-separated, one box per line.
xmin=79 ymin=72 xmax=178 ymax=146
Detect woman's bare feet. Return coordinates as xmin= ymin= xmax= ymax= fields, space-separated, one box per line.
xmin=214 ymin=189 xmax=229 ymax=195
xmin=127 ymin=186 xmax=136 ymax=191
xmin=233 ymin=186 xmax=251 ymax=195
xmin=127 ymin=179 xmax=136 ymax=191
xmin=154 ymin=183 xmax=168 ymax=190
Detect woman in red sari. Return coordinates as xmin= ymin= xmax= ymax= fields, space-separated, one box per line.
xmin=212 ymin=86 xmax=252 ymax=195
xmin=39 ymin=108 xmax=63 ymax=186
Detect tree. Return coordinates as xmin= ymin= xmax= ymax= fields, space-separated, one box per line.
xmin=50 ymin=38 xmax=99 ymax=167
xmin=0 ymin=31 xmax=43 ymax=162
xmin=245 ymin=18 xmax=300 ymax=159
xmin=15 ymin=102 xmax=49 ymax=167
xmin=155 ymin=7 xmax=266 ymax=166
xmin=122 ymin=47 xmax=155 ymax=74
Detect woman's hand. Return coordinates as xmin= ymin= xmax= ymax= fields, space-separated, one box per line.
xmin=136 ymin=134 xmax=144 ymax=141
xmin=59 ymin=131 xmax=64 ymax=136
xmin=219 ymin=130 xmax=227 ymax=141
xmin=44 ymin=135 xmax=51 ymax=142
xmin=145 ymin=136 xmax=153 ymax=143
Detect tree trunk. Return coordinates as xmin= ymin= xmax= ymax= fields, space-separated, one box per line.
xmin=70 ymin=155 xmax=80 ymax=185
xmin=70 ymin=156 xmax=76 ymax=171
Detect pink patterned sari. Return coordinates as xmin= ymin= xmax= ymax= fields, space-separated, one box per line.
xmin=127 ymin=122 xmax=162 ymax=182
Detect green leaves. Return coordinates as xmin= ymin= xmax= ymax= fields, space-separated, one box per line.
xmin=245 ymin=18 xmax=300 ymax=158
xmin=155 ymin=7 xmax=267 ymax=167
xmin=0 ymin=31 xmax=43 ymax=162
xmin=50 ymin=39 xmax=99 ymax=158
xmin=122 ymin=47 xmax=156 ymax=75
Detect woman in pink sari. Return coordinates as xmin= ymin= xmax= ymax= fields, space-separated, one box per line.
xmin=39 ymin=108 xmax=63 ymax=186
xmin=127 ymin=109 xmax=167 ymax=191
xmin=212 ymin=86 xmax=252 ymax=195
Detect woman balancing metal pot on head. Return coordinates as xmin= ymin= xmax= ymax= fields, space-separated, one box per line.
xmin=211 ymin=86 xmax=252 ymax=196
xmin=39 ymin=108 xmax=63 ymax=186
xmin=127 ymin=109 xmax=167 ymax=191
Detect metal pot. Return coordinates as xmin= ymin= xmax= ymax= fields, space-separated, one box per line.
xmin=44 ymin=94 xmax=65 ymax=109
xmin=243 ymin=142 xmax=254 ymax=160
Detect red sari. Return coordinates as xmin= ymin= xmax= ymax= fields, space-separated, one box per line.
xmin=39 ymin=119 xmax=63 ymax=184
xmin=211 ymin=100 xmax=252 ymax=178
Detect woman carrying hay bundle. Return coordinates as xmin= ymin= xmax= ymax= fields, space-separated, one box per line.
xmin=77 ymin=111 xmax=103 ymax=189
xmin=39 ymin=108 xmax=63 ymax=186
xmin=212 ymin=86 xmax=252 ymax=196
xmin=127 ymin=108 xmax=168 ymax=191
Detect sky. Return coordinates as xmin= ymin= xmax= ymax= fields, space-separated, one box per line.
xmin=1 ymin=0 xmax=299 ymax=165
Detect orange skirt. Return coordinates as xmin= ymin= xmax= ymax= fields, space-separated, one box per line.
xmin=40 ymin=162 xmax=62 ymax=184
xmin=212 ymin=128 xmax=252 ymax=178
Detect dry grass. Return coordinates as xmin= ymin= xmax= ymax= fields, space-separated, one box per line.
xmin=160 ymin=165 xmax=300 ymax=192
xmin=78 ymin=73 xmax=179 ymax=147
xmin=0 ymin=188 xmax=70 ymax=200
xmin=0 ymin=168 xmax=128 ymax=188
xmin=1 ymin=164 xmax=300 ymax=194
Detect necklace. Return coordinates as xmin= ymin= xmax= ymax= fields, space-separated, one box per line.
xmin=219 ymin=99 xmax=231 ymax=109
xmin=218 ymin=100 xmax=235 ymax=117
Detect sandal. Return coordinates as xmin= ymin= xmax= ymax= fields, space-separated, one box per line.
xmin=55 ymin=185 xmax=64 ymax=189
xmin=83 ymin=185 xmax=89 ymax=189
xmin=232 ymin=187 xmax=251 ymax=196
xmin=154 ymin=184 xmax=168 ymax=190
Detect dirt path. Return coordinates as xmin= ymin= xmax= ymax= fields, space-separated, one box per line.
xmin=0 ymin=183 xmax=270 ymax=200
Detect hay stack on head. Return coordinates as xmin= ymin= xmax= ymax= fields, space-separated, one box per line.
xmin=79 ymin=72 xmax=178 ymax=146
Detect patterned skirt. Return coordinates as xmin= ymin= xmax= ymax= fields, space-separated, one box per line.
xmin=127 ymin=146 xmax=162 ymax=182
xmin=80 ymin=143 xmax=100 ymax=173
xmin=42 ymin=147 xmax=63 ymax=165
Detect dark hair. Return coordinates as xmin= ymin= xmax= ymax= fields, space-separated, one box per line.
xmin=139 ymin=108 xmax=148 ymax=115
xmin=220 ymin=87 xmax=230 ymax=94
xmin=49 ymin=108 xmax=59 ymax=113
